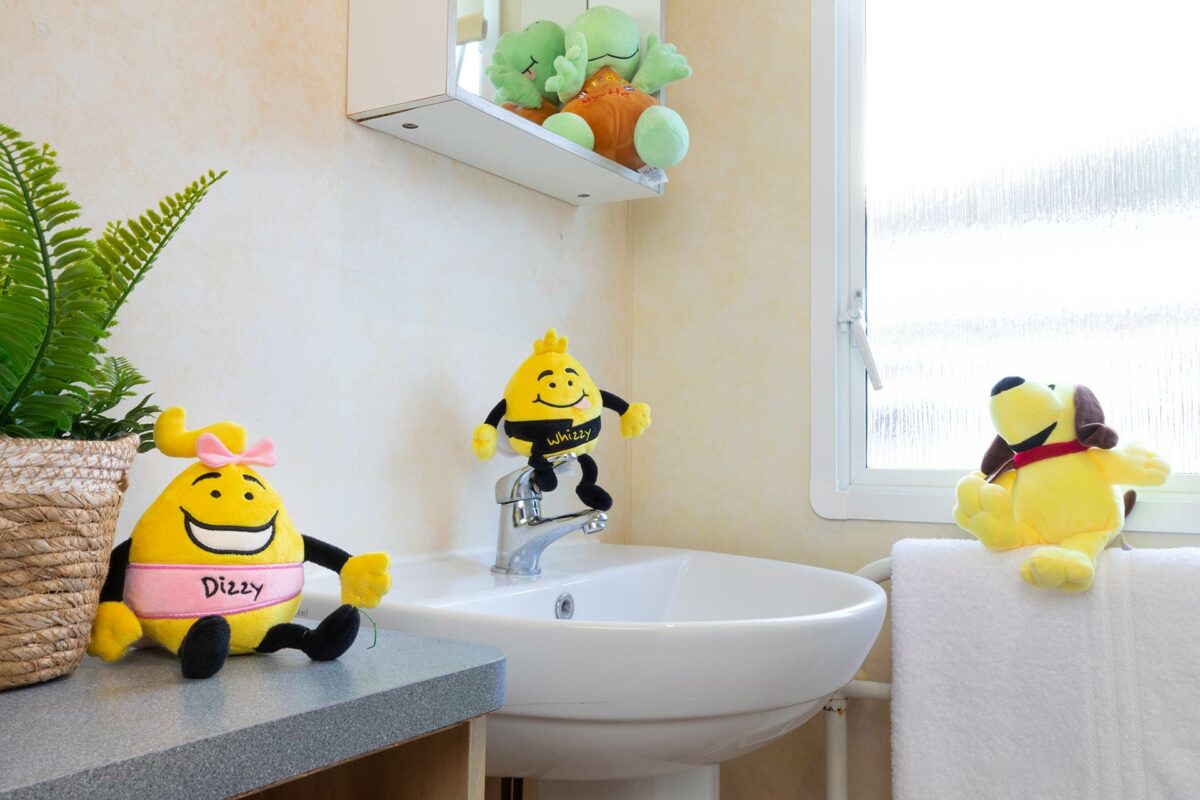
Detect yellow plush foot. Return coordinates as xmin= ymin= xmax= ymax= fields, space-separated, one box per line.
xmin=87 ymin=601 xmax=143 ymax=661
xmin=953 ymin=473 xmax=1027 ymax=551
xmin=1020 ymin=547 xmax=1096 ymax=592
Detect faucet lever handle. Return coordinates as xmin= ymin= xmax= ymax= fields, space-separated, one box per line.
xmin=495 ymin=454 xmax=579 ymax=504
xmin=550 ymin=453 xmax=579 ymax=475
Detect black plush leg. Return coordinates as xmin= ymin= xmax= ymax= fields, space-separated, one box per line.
xmin=256 ymin=604 xmax=360 ymax=662
xmin=575 ymin=453 xmax=612 ymax=511
xmin=179 ymin=615 xmax=231 ymax=679
xmin=255 ymin=622 xmax=308 ymax=654
xmin=304 ymin=604 xmax=360 ymax=660
xmin=529 ymin=454 xmax=558 ymax=492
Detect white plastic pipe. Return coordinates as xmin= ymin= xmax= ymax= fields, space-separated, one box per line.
xmin=824 ymin=695 xmax=848 ymax=800
xmin=842 ymin=679 xmax=891 ymax=702
xmin=825 ymin=683 xmax=891 ymax=800
xmin=854 ymin=557 xmax=892 ymax=584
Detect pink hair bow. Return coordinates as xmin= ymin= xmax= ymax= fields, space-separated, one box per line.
xmin=195 ymin=433 xmax=277 ymax=468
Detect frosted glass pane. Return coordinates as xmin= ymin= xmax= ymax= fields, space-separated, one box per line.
xmin=864 ymin=0 xmax=1200 ymax=472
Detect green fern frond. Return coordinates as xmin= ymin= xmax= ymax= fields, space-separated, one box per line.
xmin=0 ymin=126 xmax=103 ymax=435
xmin=0 ymin=123 xmax=224 ymax=442
xmin=92 ymin=168 xmax=227 ymax=330
xmin=71 ymin=356 xmax=161 ymax=450
xmin=86 ymin=355 xmax=148 ymax=416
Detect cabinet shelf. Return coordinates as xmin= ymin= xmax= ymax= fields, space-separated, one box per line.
xmin=347 ymin=0 xmax=666 ymax=206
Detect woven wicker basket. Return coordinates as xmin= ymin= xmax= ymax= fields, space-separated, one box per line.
xmin=0 ymin=435 xmax=138 ymax=690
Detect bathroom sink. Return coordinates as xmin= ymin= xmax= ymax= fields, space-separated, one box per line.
xmin=299 ymin=541 xmax=886 ymax=781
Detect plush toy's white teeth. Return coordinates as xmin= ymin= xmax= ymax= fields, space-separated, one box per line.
xmin=183 ymin=512 xmax=277 ymax=554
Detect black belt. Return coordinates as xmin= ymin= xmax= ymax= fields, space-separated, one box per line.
xmin=504 ymin=416 xmax=602 ymax=455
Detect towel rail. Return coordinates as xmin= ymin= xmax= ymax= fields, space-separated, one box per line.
xmin=824 ymin=557 xmax=893 ymax=800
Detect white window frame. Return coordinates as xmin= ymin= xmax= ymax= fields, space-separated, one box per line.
xmin=808 ymin=0 xmax=1200 ymax=534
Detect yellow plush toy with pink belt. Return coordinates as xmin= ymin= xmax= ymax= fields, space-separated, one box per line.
xmin=954 ymin=377 xmax=1170 ymax=592
xmin=88 ymin=408 xmax=391 ymax=678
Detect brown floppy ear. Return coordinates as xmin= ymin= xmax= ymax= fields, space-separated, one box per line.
xmin=1074 ymin=385 xmax=1119 ymax=449
xmin=981 ymin=435 xmax=1015 ymax=480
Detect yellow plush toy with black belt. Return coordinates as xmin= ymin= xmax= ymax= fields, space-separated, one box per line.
xmin=472 ymin=329 xmax=651 ymax=511
xmin=87 ymin=408 xmax=391 ymax=678
xmin=954 ymin=378 xmax=1169 ymax=592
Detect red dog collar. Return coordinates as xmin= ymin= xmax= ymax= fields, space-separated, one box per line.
xmin=1012 ymin=440 xmax=1088 ymax=469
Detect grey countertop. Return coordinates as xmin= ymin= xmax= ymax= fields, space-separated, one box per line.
xmin=0 ymin=631 xmax=504 ymax=800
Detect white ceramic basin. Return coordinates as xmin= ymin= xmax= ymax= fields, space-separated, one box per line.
xmin=299 ymin=541 xmax=886 ymax=781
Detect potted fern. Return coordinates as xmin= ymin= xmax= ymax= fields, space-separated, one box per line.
xmin=0 ymin=123 xmax=223 ymax=689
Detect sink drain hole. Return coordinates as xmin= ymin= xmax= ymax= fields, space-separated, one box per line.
xmin=555 ymin=592 xmax=575 ymax=620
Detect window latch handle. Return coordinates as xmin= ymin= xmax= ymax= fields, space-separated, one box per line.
xmin=839 ymin=291 xmax=883 ymax=391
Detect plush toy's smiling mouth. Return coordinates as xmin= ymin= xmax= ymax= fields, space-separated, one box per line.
xmin=589 ymin=47 xmax=639 ymax=62
xmin=1010 ymin=423 xmax=1057 ymax=452
xmin=181 ymin=507 xmax=278 ymax=555
xmin=533 ymin=391 xmax=590 ymax=409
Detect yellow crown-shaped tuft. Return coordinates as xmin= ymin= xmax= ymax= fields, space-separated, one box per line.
xmin=155 ymin=407 xmax=248 ymax=458
xmin=532 ymin=328 xmax=569 ymax=355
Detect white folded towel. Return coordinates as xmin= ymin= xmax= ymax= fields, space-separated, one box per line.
xmin=892 ymin=538 xmax=1200 ymax=800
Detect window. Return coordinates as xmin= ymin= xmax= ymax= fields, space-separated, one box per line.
xmin=810 ymin=0 xmax=1200 ymax=532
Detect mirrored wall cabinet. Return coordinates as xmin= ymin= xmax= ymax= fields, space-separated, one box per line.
xmin=348 ymin=0 xmax=667 ymax=205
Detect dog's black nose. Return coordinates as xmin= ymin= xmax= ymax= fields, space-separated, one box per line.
xmin=991 ymin=376 xmax=1025 ymax=396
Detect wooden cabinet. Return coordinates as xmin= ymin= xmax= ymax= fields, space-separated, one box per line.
xmin=243 ymin=717 xmax=486 ymax=800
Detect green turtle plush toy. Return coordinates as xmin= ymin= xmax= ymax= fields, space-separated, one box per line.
xmin=541 ymin=6 xmax=692 ymax=170
xmin=485 ymin=20 xmax=566 ymax=125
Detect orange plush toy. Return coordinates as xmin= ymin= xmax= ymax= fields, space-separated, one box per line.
xmin=560 ymin=67 xmax=660 ymax=169
xmin=542 ymin=6 xmax=691 ymax=171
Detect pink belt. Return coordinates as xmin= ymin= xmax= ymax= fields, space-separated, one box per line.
xmin=124 ymin=562 xmax=304 ymax=619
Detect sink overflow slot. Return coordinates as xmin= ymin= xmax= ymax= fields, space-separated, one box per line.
xmin=555 ymin=592 xmax=575 ymax=620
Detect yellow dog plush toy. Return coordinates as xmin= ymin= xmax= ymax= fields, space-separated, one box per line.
xmin=472 ymin=328 xmax=651 ymax=511
xmin=88 ymin=408 xmax=391 ymax=678
xmin=954 ymin=378 xmax=1170 ymax=592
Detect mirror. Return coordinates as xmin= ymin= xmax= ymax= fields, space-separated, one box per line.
xmin=454 ymin=0 xmax=663 ymax=106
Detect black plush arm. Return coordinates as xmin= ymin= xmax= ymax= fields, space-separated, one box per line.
xmin=599 ymin=390 xmax=630 ymax=416
xmin=484 ymin=399 xmax=506 ymax=428
xmin=303 ymin=535 xmax=351 ymax=573
xmin=99 ymin=539 xmax=131 ymax=603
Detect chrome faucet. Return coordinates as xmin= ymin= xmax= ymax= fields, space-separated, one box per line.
xmin=492 ymin=454 xmax=607 ymax=577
